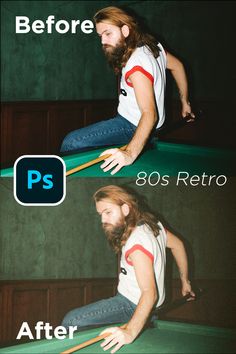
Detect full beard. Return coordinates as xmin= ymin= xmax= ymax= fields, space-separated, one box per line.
xmin=103 ymin=220 xmax=126 ymax=253
xmin=103 ymin=38 xmax=126 ymax=74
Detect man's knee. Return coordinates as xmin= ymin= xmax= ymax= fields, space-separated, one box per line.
xmin=61 ymin=309 xmax=79 ymax=329
xmin=60 ymin=131 xmax=83 ymax=153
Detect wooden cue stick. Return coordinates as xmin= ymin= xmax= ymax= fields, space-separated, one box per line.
xmin=66 ymin=145 xmax=127 ymax=176
xmin=60 ymin=332 xmax=111 ymax=354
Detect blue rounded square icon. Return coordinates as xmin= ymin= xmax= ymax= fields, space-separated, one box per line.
xmin=14 ymin=155 xmax=66 ymax=206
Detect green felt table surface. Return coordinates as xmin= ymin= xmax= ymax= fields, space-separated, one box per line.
xmin=1 ymin=142 xmax=235 ymax=177
xmin=0 ymin=321 xmax=235 ymax=354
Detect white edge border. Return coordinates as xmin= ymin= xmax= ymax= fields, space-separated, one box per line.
xmin=13 ymin=155 xmax=66 ymax=207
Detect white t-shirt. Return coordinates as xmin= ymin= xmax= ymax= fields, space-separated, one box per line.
xmin=117 ymin=222 xmax=167 ymax=307
xmin=118 ymin=44 xmax=167 ymax=129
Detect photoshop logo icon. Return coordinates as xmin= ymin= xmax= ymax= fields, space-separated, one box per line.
xmin=14 ymin=155 xmax=66 ymax=206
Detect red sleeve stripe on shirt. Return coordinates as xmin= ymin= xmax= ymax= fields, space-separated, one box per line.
xmin=125 ymin=244 xmax=154 ymax=266
xmin=125 ymin=66 xmax=154 ymax=87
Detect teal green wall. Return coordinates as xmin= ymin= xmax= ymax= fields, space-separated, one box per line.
xmin=1 ymin=1 xmax=235 ymax=101
xmin=0 ymin=177 xmax=235 ymax=280
xmin=0 ymin=178 xmax=117 ymax=279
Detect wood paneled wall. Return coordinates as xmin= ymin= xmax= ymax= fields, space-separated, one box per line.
xmin=0 ymin=278 xmax=235 ymax=346
xmin=1 ymin=99 xmax=235 ymax=169
xmin=1 ymin=100 xmax=117 ymax=168
xmin=0 ymin=278 xmax=117 ymax=345
xmin=159 ymin=279 xmax=235 ymax=329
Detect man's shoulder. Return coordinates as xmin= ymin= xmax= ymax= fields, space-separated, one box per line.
xmin=130 ymin=46 xmax=153 ymax=60
xmin=126 ymin=44 xmax=166 ymax=70
xmin=122 ymin=225 xmax=150 ymax=252
xmin=128 ymin=224 xmax=154 ymax=242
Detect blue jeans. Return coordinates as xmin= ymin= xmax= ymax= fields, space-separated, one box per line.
xmin=61 ymin=293 xmax=137 ymax=330
xmin=60 ymin=114 xmax=137 ymax=153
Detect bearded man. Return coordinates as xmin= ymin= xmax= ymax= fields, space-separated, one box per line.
xmin=60 ymin=7 xmax=195 ymax=174
xmin=62 ymin=185 xmax=195 ymax=353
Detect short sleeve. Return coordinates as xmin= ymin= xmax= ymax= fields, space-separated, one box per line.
xmin=124 ymin=225 xmax=155 ymax=266
xmin=124 ymin=48 xmax=155 ymax=87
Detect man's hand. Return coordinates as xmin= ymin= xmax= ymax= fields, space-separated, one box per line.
xmin=100 ymin=148 xmax=136 ymax=175
xmin=100 ymin=326 xmax=135 ymax=353
xmin=181 ymin=101 xmax=195 ymax=122
xmin=181 ymin=279 xmax=195 ymax=300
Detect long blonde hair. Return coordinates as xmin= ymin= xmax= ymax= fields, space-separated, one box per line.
xmin=94 ymin=185 xmax=160 ymax=253
xmin=94 ymin=6 xmax=160 ymax=73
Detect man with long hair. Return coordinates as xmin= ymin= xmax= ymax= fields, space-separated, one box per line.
xmin=62 ymin=185 xmax=195 ymax=353
xmin=60 ymin=6 xmax=195 ymax=174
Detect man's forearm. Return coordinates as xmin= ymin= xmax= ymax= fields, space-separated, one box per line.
xmin=171 ymin=240 xmax=190 ymax=283
xmin=171 ymin=61 xmax=189 ymax=104
xmin=126 ymin=111 xmax=157 ymax=159
xmin=98 ymin=110 xmax=157 ymax=174
xmin=126 ymin=289 xmax=157 ymax=338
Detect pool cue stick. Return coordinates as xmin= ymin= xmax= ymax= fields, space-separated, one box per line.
xmin=60 ymin=323 xmax=127 ymax=354
xmin=153 ymin=287 xmax=203 ymax=315
xmin=158 ymin=113 xmax=199 ymax=135
xmin=60 ymin=332 xmax=111 ymax=354
xmin=66 ymin=145 xmax=127 ymax=176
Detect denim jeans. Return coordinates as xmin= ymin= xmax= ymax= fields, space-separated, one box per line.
xmin=60 ymin=114 xmax=137 ymax=153
xmin=61 ymin=293 xmax=137 ymax=330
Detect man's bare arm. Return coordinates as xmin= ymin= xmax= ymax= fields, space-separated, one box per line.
xmin=100 ymin=71 xmax=157 ymax=174
xmin=125 ymin=71 xmax=157 ymax=159
xmin=166 ymin=229 xmax=195 ymax=297
xmin=125 ymin=250 xmax=157 ymax=337
xmin=166 ymin=52 xmax=195 ymax=119
xmin=100 ymin=250 xmax=157 ymax=353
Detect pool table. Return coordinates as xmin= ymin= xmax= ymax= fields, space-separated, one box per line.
xmin=0 ymin=141 xmax=235 ymax=177
xmin=0 ymin=320 xmax=234 ymax=353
